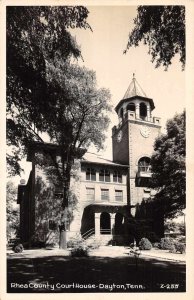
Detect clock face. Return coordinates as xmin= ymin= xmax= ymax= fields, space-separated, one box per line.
xmin=117 ymin=130 xmax=123 ymax=142
xmin=140 ymin=125 xmax=151 ymax=138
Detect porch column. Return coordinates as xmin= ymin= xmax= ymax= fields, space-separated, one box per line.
xmin=95 ymin=213 xmax=101 ymax=236
xmin=110 ymin=213 xmax=116 ymax=235
xmin=135 ymin=103 xmax=140 ymax=119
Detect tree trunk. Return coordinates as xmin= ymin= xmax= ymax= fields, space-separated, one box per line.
xmin=59 ymin=208 xmax=68 ymax=249
xmin=59 ymin=159 xmax=72 ymax=249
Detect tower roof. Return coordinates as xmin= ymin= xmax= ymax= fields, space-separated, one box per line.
xmin=123 ymin=74 xmax=147 ymax=99
xmin=115 ymin=74 xmax=155 ymax=113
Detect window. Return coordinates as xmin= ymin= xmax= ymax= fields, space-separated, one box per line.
xmin=86 ymin=168 xmax=96 ymax=181
xmin=101 ymin=189 xmax=109 ymax=201
xmin=86 ymin=188 xmax=95 ymax=201
xmin=113 ymin=170 xmax=122 ymax=183
xmin=99 ymin=169 xmax=110 ymax=182
xmin=138 ymin=157 xmax=151 ymax=172
xmin=115 ymin=190 xmax=123 ymax=202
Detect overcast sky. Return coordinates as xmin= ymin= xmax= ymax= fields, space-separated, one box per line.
xmin=14 ymin=5 xmax=185 ymax=183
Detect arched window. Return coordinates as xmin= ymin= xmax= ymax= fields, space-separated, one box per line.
xmin=127 ymin=103 xmax=135 ymax=112
xmin=138 ymin=157 xmax=151 ymax=172
xmin=140 ymin=102 xmax=147 ymax=120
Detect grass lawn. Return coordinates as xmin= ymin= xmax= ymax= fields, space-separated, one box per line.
xmin=7 ymin=252 xmax=186 ymax=293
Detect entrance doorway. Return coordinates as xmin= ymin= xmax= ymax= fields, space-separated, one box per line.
xmin=100 ymin=212 xmax=111 ymax=234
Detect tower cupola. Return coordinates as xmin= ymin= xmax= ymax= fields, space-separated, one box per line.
xmin=115 ymin=74 xmax=155 ymax=124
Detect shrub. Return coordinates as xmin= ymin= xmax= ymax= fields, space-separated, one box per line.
xmin=70 ymin=244 xmax=89 ymax=257
xmin=160 ymin=238 xmax=175 ymax=250
xmin=12 ymin=244 xmax=24 ymax=253
xmin=168 ymin=244 xmax=176 ymax=253
xmin=138 ymin=238 xmax=152 ymax=250
xmin=174 ymin=242 xmax=186 ymax=254
xmin=69 ymin=237 xmax=90 ymax=257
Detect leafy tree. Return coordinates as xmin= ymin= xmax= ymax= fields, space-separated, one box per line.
xmin=124 ymin=6 xmax=185 ymax=70
xmin=7 ymin=6 xmax=91 ymax=175
xmin=150 ymin=111 xmax=186 ymax=218
xmin=6 ymin=181 xmax=19 ymax=240
xmin=7 ymin=6 xmax=112 ymax=248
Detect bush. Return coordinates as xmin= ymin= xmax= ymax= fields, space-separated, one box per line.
xmin=168 ymin=244 xmax=176 ymax=253
xmin=174 ymin=242 xmax=186 ymax=254
xmin=70 ymin=243 xmax=89 ymax=257
xmin=69 ymin=237 xmax=90 ymax=257
xmin=12 ymin=243 xmax=24 ymax=253
xmin=138 ymin=238 xmax=152 ymax=250
xmin=160 ymin=238 xmax=175 ymax=250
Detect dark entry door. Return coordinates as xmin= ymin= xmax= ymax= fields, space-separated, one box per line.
xmin=100 ymin=212 xmax=111 ymax=234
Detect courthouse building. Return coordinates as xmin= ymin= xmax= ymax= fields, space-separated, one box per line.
xmin=17 ymin=75 xmax=162 ymax=246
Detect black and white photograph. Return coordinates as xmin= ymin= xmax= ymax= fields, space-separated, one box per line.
xmin=2 ymin=0 xmax=194 ymax=298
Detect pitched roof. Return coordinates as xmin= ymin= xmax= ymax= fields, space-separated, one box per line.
xmin=115 ymin=74 xmax=155 ymax=113
xmin=123 ymin=74 xmax=147 ymax=99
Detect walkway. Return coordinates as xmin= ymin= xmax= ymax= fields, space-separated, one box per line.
xmin=7 ymin=246 xmax=186 ymax=262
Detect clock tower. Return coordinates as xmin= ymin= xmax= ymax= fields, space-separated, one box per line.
xmin=112 ymin=74 xmax=161 ymax=208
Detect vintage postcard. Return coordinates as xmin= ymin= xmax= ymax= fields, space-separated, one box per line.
xmin=1 ymin=0 xmax=194 ymax=299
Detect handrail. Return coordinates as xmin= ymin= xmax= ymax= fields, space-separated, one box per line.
xmin=82 ymin=228 xmax=95 ymax=239
xmin=100 ymin=228 xmax=111 ymax=234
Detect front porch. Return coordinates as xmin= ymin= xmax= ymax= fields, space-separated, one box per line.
xmin=80 ymin=204 xmax=133 ymax=245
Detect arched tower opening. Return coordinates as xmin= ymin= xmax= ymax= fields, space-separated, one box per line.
xmin=139 ymin=102 xmax=147 ymax=120
xmin=127 ymin=102 xmax=135 ymax=112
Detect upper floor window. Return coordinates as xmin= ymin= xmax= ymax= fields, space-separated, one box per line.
xmin=138 ymin=157 xmax=151 ymax=172
xmin=113 ymin=170 xmax=122 ymax=183
xmin=115 ymin=190 xmax=123 ymax=202
xmin=86 ymin=188 xmax=95 ymax=201
xmin=86 ymin=168 xmax=96 ymax=181
xmin=99 ymin=169 xmax=110 ymax=182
